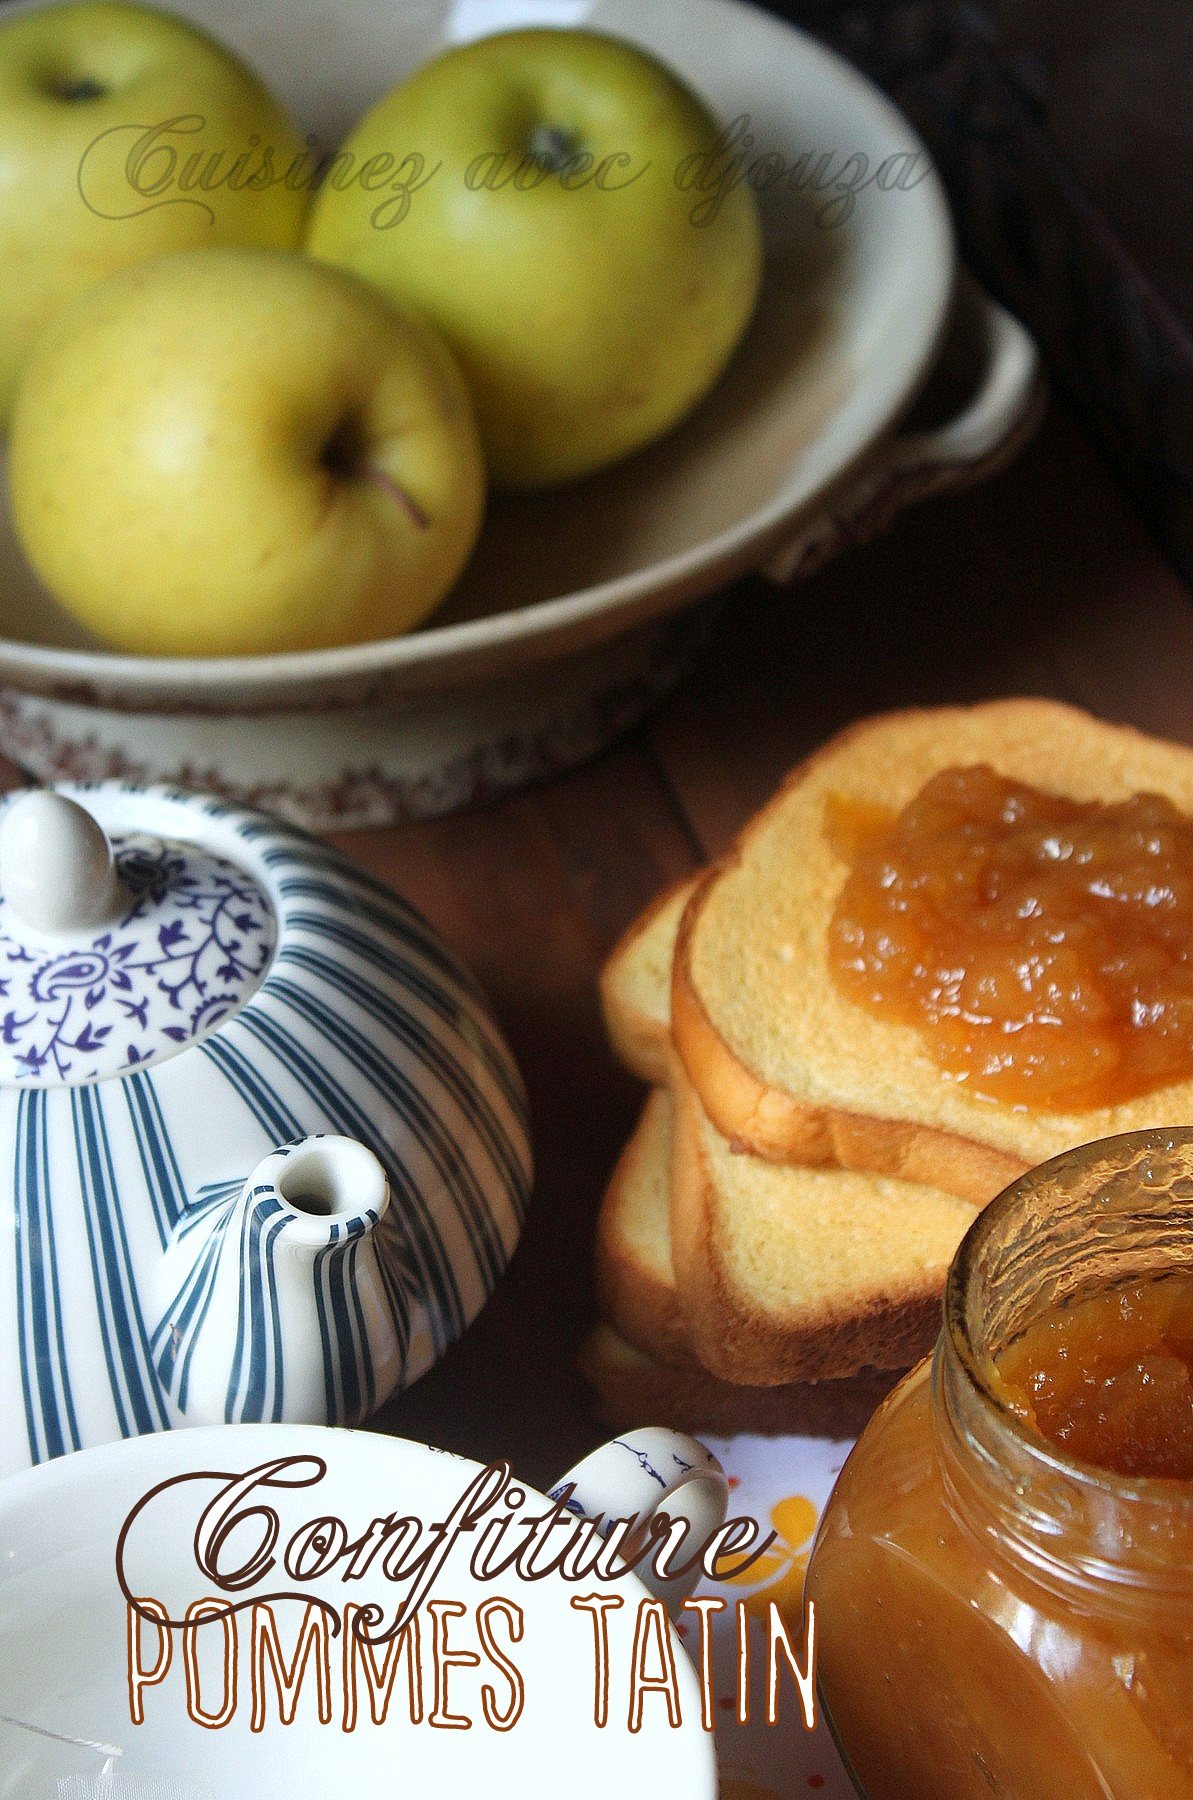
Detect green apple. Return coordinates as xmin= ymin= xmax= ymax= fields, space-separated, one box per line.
xmin=0 ymin=0 xmax=311 ymax=424
xmin=9 ymin=248 xmax=486 ymax=654
xmin=307 ymin=28 xmax=763 ymax=489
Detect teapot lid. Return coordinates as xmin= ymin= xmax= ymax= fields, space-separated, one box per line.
xmin=0 ymin=788 xmax=275 ymax=1084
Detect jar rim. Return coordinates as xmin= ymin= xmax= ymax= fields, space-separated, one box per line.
xmin=945 ymin=1125 xmax=1193 ymax=1506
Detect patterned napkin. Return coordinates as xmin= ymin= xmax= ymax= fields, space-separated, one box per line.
xmin=689 ymin=1435 xmax=858 ymax=1800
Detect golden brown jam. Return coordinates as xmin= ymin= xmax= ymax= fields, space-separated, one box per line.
xmin=808 ymin=1132 xmax=1193 ymax=1800
xmin=827 ymin=765 xmax=1193 ymax=1110
xmin=808 ymin=1356 xmax=1193 ymax=1800
xmin=995 ymin=1276 xmax=1193 ymax=1480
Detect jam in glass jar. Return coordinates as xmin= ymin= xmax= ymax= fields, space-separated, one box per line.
xmin=806 ymin=1128 xmax=1193 ymax=1799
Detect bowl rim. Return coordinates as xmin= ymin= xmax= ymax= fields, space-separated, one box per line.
xmin=0 ymin=0 xmax=955 ymax=700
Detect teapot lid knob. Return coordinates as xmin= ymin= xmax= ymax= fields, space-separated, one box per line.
xmin=0 ymin=790 xmax=121 ymax=937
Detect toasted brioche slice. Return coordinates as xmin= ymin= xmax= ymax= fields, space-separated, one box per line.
xmin=601 ymin=1084 xmax=972 ymax=1385
xmin=595 ymin=1088 xmax=698 ymax=1370
xmin=668 ymin=1066 xmax=976 ymax=1384
xmin=581 ymin=1323 xmax=902 ymax=1438
xmin=673 ymin=699 xmax=1193 ymax=1200
xmin=600 ymin=875 xmax=698 ymax=1084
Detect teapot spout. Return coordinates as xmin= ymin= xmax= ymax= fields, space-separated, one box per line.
xmin=151 ymin=1135 xmax=407 ymax=1428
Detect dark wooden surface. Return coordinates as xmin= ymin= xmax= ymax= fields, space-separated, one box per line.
xmin=302 ymin=400 xmax=1193 ymax=1492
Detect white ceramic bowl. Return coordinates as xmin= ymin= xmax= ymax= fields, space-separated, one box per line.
xmin=0 ymin=0 xmax=1040 ymax=825
xmin=0 ymin=1422 xmax=724 ymax=1797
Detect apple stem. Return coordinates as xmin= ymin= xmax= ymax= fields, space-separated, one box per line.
xmin=53 ymin=75 xmax=107 ymax=101
xmin=360 ymin=466 xmax=430 ymax=531
xmin=527 ymin=123 xmax=580 ymax=174
xmin=321 ymin=417 xmax=431 ymax=530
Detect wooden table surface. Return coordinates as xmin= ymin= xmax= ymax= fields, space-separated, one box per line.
xmin=13 ymin=400 xmax=1183 ymax=1495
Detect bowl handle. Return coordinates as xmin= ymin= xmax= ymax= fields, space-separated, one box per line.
xmin=761 ymin=274 xmax=1046 ymax=585
xmin=548 ymin=1426 xmax=729 ymax=1619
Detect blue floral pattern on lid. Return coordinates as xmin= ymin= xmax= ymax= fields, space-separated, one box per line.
xmin=0 ymin=831 xmax=275 ymax=1084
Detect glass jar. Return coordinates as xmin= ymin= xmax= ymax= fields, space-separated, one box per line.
xmin=805 ymin=1128 xmax=1193 ymax=1799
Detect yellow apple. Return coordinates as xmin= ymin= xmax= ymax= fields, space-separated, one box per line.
xmin=307 ymin=28 xmax=763 ymax=489
xmin=0 ymin=0 xmax=311 ymax=424
xmin=9 ymin=248 xmax=486 ymax=655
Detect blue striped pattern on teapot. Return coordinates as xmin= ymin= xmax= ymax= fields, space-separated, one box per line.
xmin=0 ymin=787 xmax=531 ymax=1474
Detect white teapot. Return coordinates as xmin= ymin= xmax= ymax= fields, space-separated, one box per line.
xmin=0 ymin=783 xmax=531 ymax=1475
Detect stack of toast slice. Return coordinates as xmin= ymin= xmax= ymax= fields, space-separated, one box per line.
xmin=586 ymin=699 xmax=1193 ymax=1434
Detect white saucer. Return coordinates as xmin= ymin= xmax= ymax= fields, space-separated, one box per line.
xmin=0 ymin=1424 xmax=719 ymax=1797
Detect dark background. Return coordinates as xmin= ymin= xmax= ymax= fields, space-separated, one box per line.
xmin=786 ymin=0 xmax=1193 ymax=325
xmin=763 ymin=0 xmax=1193 ymax=586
